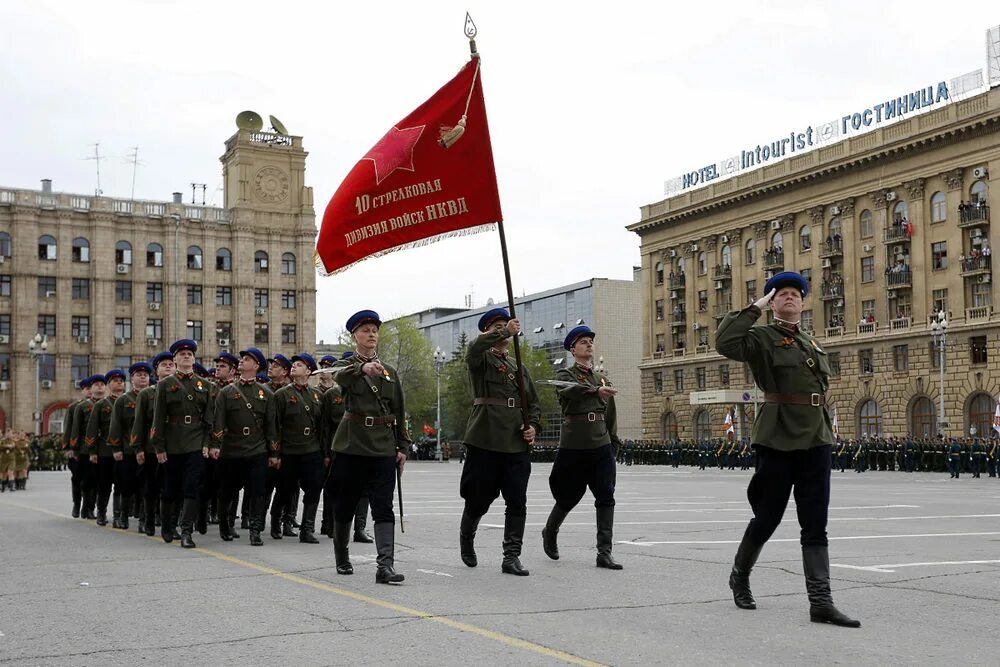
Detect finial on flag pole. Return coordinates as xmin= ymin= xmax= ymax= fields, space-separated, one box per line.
xmin=465 ymin=12 xmax=478 ymax=57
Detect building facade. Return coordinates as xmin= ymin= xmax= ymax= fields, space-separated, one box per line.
xmin=402 ymin=273 xmax=643 ymax=440
xmin=630 ymin=87 xmax=999 ymax=442
xmin=0 ymin=128 xmax=316 ymax=433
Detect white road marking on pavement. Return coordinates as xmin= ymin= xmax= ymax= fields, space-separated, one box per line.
xmin=619 ymin=531 xmax=1000 ymax=546
xmin=417 ymin=569 xmax=455 ymax=577
xmin=533 ymin=513 xmax=1000 ymax=527
xmin=831 ymin=560 xmax=1000 ymax=573
xmin=408 ymin=504 xmax=919 ymax=516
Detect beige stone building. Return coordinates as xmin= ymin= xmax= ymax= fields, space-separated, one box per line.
xmin=0 ymin=128 xmax=316 ymax=433
xmin=629 ymin=87 xmax=999 ymax=442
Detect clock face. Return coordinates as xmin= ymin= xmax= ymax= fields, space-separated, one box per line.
xmin=254 ymin=166 xmax=289 ymax=203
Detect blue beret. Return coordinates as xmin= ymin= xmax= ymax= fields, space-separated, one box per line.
xmin=78 ymin=375 xmax=95 ymax=389
xmin=129 ymin=362 xmax=154 ymax=376
xmin=192 ymin=362 xmax=209 ymax=377
xmin=150 ymin=351 xmax=174 ymax=369
xmin=267 ymin=353 xmax=292 ymax=370
xmin=291 ymin=353 xmax=318 ymax=373
xmin=319 ymin=354 xmax=338 ymax=367
xmin=478 ymin=307 xmax=510 ymax=332
xmin=104 ymin=369 xmax=127 ymax=383
xmin=341 ymin=351 xmax=355 ymax=359
xmin=169 ymin=338 xmax=198 ymax=354
xmin=215 ymin=352 xmax=239 ymax=368
xmin=763 ymin=271 xmax=809 ymax=298
xmin=239 ymin=347 xmax=267 ymax=371
xmin=564 ymin=325 xmax=595 ymax=351
xmin=89 ymin=373 xmax=107 ymax=385
xmin=256 ymin=372 xmax=270 ymax=383
xmin=346 ymin=310 xmax=381 ymax=333
xmin=206 ymin=368 xmax=217 ymax=377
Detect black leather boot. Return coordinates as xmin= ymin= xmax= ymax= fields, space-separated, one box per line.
xmin=270 ymin=505 xmax=283 ymax=540
xmin=289 ymin=488 xmax=301 ymax=528
xmin=459 ymin=510 xmax=480 ymax=567
xmin=299 ymin=503 xmax=320 ymax=544
xmin=802 ymin=546 xmax=861 ymax=627
xmin=144 ymin=498 xmax=157 ymax=536
xmin=83 ymin=490 xmax=97 ymax=520
xmin=196 ymin=502 xmax=208 ymax=535
xmin=240 ymin=494 xmax=250 ymax=529
xmin=72 ymin=493 xmax=81 ymax=518
xmin=501 ymin=515 xmax=530 ymax=576
xmin=112 ymin=492 xmax=122 ymax=529
xmin=118 ymin=495 xmax=131 ymax=530
xmin=353 ymin=497 xmax=373 ymax=542
xmin=218 ymin=497 xmax=234 ymax=541
xmin=96 ymin=494 xmax=109 ymax=526
xmin=171 ymin=505 xmax=181 ymax=540
xmin=179 ymin=498 xmax=198 ymax=548
xmin=542 ymin=505 xmax=568 ymax=560
xmin=730 ymin=525 xmax=762 ymax=610
xmin=209 ymin=497 xmax=219 ymax=525
xmin=248 ymin=497 xmax=264 ymax=546
xmin=374 ymin=523 xmax=404 ymax=584
xmin=229 ymin=498 xmax=240 ymax=538
xmin=160 ymin=500 xmax=175 ymax=543
xmin=334 ymin=521 xmax=354 ymax=574
xmin=595 ymin=506 xmax=622 ymax=570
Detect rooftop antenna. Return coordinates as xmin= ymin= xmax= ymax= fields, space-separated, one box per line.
xmin=190 ymin=183 xmax=207 ymax=205
xmin=84 ymin=143 xmax=103 ymax=196
xmin=125 ymin=146 xmax=146 ymax=201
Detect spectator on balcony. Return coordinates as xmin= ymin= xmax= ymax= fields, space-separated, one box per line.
xmin=959 ymin=201 xmax=968 ymax=221
xmin=983 ymin=244 xmax=991 ymax=258
xmin=866 ymin=313 xmax=875 ymax=323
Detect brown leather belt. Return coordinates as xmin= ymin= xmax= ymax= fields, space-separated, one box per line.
xmin=473 ymin=397 xmax=520 ymax=408
xmin=343 ymin=412 xmax=396 ymax=427
xmin=167 ymin=415 xmax=202 ymax=425
xmin=765 ymin=392 xmax=826 ymax=406
xmin=565 ymin=412 xmax=605 ymax=423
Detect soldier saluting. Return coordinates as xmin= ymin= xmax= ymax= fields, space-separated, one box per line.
xmin=716 ymin=271 xmax=860 ymax=628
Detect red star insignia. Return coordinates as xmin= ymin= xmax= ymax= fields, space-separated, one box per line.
xmin=363 ymin=125 xmax=425 ymax=185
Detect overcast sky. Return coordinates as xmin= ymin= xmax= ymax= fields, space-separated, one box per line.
xmin=3 ymin=1 xmax=997 ymax=343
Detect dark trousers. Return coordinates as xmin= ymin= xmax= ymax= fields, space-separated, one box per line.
xmin=745 ymin=445 xmax=831 ymax=548
xmin=549 ymin=444 xmax=616 ymax=512
xmin=96 ymin=456 xmax=116 ymax=500
xmin=460 ymin=445 xmax=531 ymax=519
xmin=114 ymin=456 xmax=140 ymax=497
xmin=264 ymin=466 xmax=282 ymax=517
xmin=331 ymin=453 xmax=396 ymax=525
xmin=161 ymin=451 xmax=205 ymax=502
xmin=200 ymin=457 xmax=220 ymax=508
xmin=77 ymin=456 xmax=95 ymax=495
xmin=280 ymin=451 xmax=324 ymax=506
xmin=219 ymin=454 xmax=267 ymax=501
xmin=68 ymin=457 xmax=82 ymax=502
xmin=143 ymin=456 xmax=162 ymax=506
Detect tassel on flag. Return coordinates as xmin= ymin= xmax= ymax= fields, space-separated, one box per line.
xmin=992 ymin=399 xmax=1000 ymax=437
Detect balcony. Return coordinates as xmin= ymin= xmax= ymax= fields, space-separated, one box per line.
xmin=668 ymin=274 xmax=686 ymax=289
xmin=884 ymin=220 xmax=912 ymax=243
xmin=886 ymin=270 xmax=912 ymax=289
xmin=820 ymin=279 xmax=844 ymax=301
xmin=818 ymin=238 xmax=844 ymax=259
xmin=966 ymin=306 xmax=992 ymax=321
xmin=824 ymin=326 xmax=844 ymax=338
xmin=959 ymin=255 xmax=991 ymax=277
xmin=712 ymin=264 xmax=732 ymax=281
xmin=889 ymin=316 xmax=912 ymax=331
xmin=713 ymin=303 xmax=733 ymax=319
xmin=695 ymin=344 xmax=710 ymax=354
xmin=958 ymin=203 xmax=990 ymax=228
xmin=763 ymin=249 xmax=784 ymax=270
xmin=857 ymin=321 xmax=878 ymax=335
xmin=670 ymin=312 xmax=687 ymax=327
xmin=671 ymin=346 xmax=686 ymax=358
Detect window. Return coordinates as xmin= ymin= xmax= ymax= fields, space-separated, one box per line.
xmin=858 ymin=399 xmax=882 ymax=438
xmin=38 ymin=314 xmax=56 ymax=337
xmin=255 ymin=250 xmax=269 ymax=273
xmin=216 ymin=248 xmax=232 ymax=271
xmin=828 ymin=352 xmax=841 ymax=377
xmin=698 ymin=290 xmax=708 ymax=312
xmin=281 ymin=323 xmax=297 ymax=345
xmin=187 ymin=246 xmax=203 ymax=270
xmin=187 ymin=285 xmax=203 ymax=305
xmin=146 ymin=319 xmax=162 ymax=340
xmin=115 ymin=240 xmax=133 ymax=265
xmin=0 ymin=274 xmax=10 ymax=297
xmin=655 ymin=333 xmax=665 ymax=353
xmin=71 ymin=355 xmax=90 ymax=384
xmin=38 ymin=276 xmax=56 ymax=298
xmin=969 ymin=393 xmax=994 ymax=438
xmin=721 ymin=245 xmax=732 ymax=268
xmin=72 ymin=237 xmax=90 ymax=262
xmin=146 ymin=243 xmax=163 ymax=267
xmin=0 ymin=231 xmax=10 ymax=258
xmin=281 ymin=252 xmax=296 ymax=275
xmin=187 ymin=320 xmax=203 ymax=342
xmin=694 ymin=409 xmax=712 ymax=442
xmin=655 ymin=299 xmax=664 ymax=321
xmin=970 ymin=335 xmax=988 ymax=365
xmin=745 ymin=238 xmax=756 ymax=264
xmin=696 ymin=366 xmax=706 ymax=390
xmin=0 ymin=315 xmax=9 ymax=337
xmin=254 ymin=289 xmax=269 ymax=308
xmin=655 ymin=261 xmax=664 ymax=285
xmin=861 ymin=299 xmax=875 ymax=321
xmin=38 ymin=234 xmax=57 ymax=261
xmin=38 ymin=353 xmax=55 ymax=382
xmin=71 ymin=278 xmax=90 ymax=300
xmin=801 ymin=309 xmax=813 ymax=333
xmin=71 ymin=316 xmax=90 ymax=338
xmin=859 ymin=348 xmax=873 ymax=375
xmin=743 ymin=363 xmax=753 ymax=384
xmin=799 ymin=225 xmax=811 ymax=251
xmin=745 ymin=280 xmax=756 ymax=305
xmin=859 ymin=209 xmax=873 ymax=238
xmin=911 ymin=397 xmax=936 ymax=438
xmin=115 ymin=281 xmax=132 ymax=302
xmin=893 ymin=201 xmax=909 ymax=221
xmin=719 ymin=364 xmax=730 ymax=387
xmin=216 ymin=321 xmax=232 ymax=342
xmin=254 ymin=322 xmax=269 ymax=344
xmin=281 ymin=290 xmax=296 ymax=309
xmin=661 ymin=412 xmax=678 ymax=440
xmin=971 ymin=281 xmax=992 ymax=308
xmin=771 ymin=231 xmax=783 ymax=250
xmin=216 ymin=286 xmax=232 ymax=306
xmin=861 ymin=256 xmax=874 ymax=283
xmin=828 ymin=217 xmax=842 ymax=240
xmin=970 ymin=180 xmax=988 ymax=203
xmin=929 ymin=340 xmax=941 ymax=369
xmin=146 ymin=282 xmax=163 ymax=303
xmin=931 ymin=241 xmax=947 ymax=270
xmin=930 ymin=192 xmax=947 ymax=223
xmin=114 ymin=355 xmax=130 ymax=370
xmin=653 ymin=371 xmax=663 ymax=393
xmin=893 ymin=344 xmax=908 ymax=371
xmin=800 ymin=268 xmax=812 ymax=287
xmin=115 ymin=318 xmax=132 ymax=340
xmin=697 ymin=252 xmax=707 ymax=275
xmin=674 ymin=369 xmax=683 ymax=392
xmin=932 ymin=289 xmax=948 ymax=317
xmin=0 ymin=352 xmax=8 ymax=380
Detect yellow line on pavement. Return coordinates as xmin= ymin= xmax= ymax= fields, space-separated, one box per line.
xmin=1 ymin=499 xmax=604 ymax=667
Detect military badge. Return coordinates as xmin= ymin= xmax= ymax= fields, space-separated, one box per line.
xmin=258 ymin=389 xmax=265 ymax=400
xmin=782 ymin=336 xmax=795 ymax=346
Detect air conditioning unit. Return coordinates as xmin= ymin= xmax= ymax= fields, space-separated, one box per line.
xmin=116 ymin=264 xmax=128 ymax=274
xmin=770 ymin=220 xmax=781 ymax=230
xmin=836 ymin=299 xmax=844 ymax=307
xmin=720 ymin=234 xmax=729 ymax=244
xmin=972 ymin=166 xmax=989 ymax=179
xmin=693 ymin=323 xmax=701 ymax=331
xmin=830 ymin=205 xmax=841 ymax=216
xmin=689 ymin=243 xmax=699 ymax=252
xmin=715 ymin=280 xmax=724 ymax=290
xmin=255 ymin=307 xmax=266 ymax=315
xmin=0 ymin=256 xmax=5 ymax=264
xmin=45 ymin=290 xmax=56 ymax=298
xmin=0 ymin=334 xmax=9 ymax=344
xmin=887 ymin=290 xmax=897 ymax=299
xmin=0 ymin=381 xmax=8 ymax=391
xmin=115 ymin=337 xmax=127 ymax=345
xmin=668 ymin=249 xmax=676 ymax=258
xmin=863 ymin=244 xmax=873 ymax=253
xmin=41 ymin=380 xmax=54 ymax=389
xmin=76 ymin=336 xmax=89 ymax=344
xmin=821 ymin=258 xmax=832 ymax=268
xmin=970 ymin=229 xmax=982 ymax=238
xmin=146 ymin=338 xmax=159 ymax=347
xmin=148 ymin=302 xmax=161 ymax=310
xmin=218 ymin=338 xmax=230 ymax=347
xmin=670 ymin=290 xmax=678 ymax=299
xmin=979 ymin=275 xmax=992 ymax=284
xmin=885 ymin=191 xmax=898 ymax=201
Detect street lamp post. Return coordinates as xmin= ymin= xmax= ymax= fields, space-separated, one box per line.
xmin=434 ymin=346 xmax=446 ymax=461
xmin=27 ymin=333 xmax=48 ymax=436
xmin=930 ymin=312 xmax=948 ymax=436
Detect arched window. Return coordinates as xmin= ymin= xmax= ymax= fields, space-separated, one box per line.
xmin=146 ymin=243 xmax=163 ymax=267
xmin=745 ymin=238 xmax=756 ymax=264
xmin=187 ymin=245 xmax=203 ymax=270
xmin=697 ymin=251 xmax=707 ymax=275
xmin=721 ymin=245 xmax=732 ymax=268
xmin=694 ymin=409 xmax=712 ymax=442
xmin=910 ymin=396 xmax=936 ymax=438
xmin=676 ymin=257 xmax=685 ymax=274
xmin=858 ymin=399 xmax=882 ymax=438
xmin=771 ymin=232 xmax=783 ymax=250
xmin=859 ymin=209 xmax=873 ymax=238
xmin=0 ymin=231 xmax=10 ymax=258
xmin=893 ymin=200 xmax=909 ymax=222
xmin=46 ymin=407 xmax=68 ymax=435
xmin=799 ymin=225 xmax=811 ymax=251
xmin=38 ymin=234 xmax=57 ymax=261
xmin=968 ymin=392 xmax=994 ymax=438
xmin=661 ymin=412 xmax=678 ymax=441
xmin=72 ymin=237 xmax=90 ymax=263
xmin=828 ymin=217 xmax=842 ymax=239
xmin=281 ymin=252 xmax=296 ymax=275
xmin=930 ymin=191 xmax=947 ymax=223
xmin=115 ymin=240 xmax=132 ymax=265
xmin=970 ymin=180 xmax=988 ymax=203
xmin=654 ymin=261 xmax=664 ymax=285
xmin=216 ymin=248 xmax=232 ymax=271
xmin=255 ymin=250 xmax=269 ymax=273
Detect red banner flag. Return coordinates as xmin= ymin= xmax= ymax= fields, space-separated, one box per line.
xmin=315 ymin=58 xmax=502 ymax=275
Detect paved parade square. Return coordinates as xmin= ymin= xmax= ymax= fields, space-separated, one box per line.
xmin=2 ymin=463 xmax=998 ymax=665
